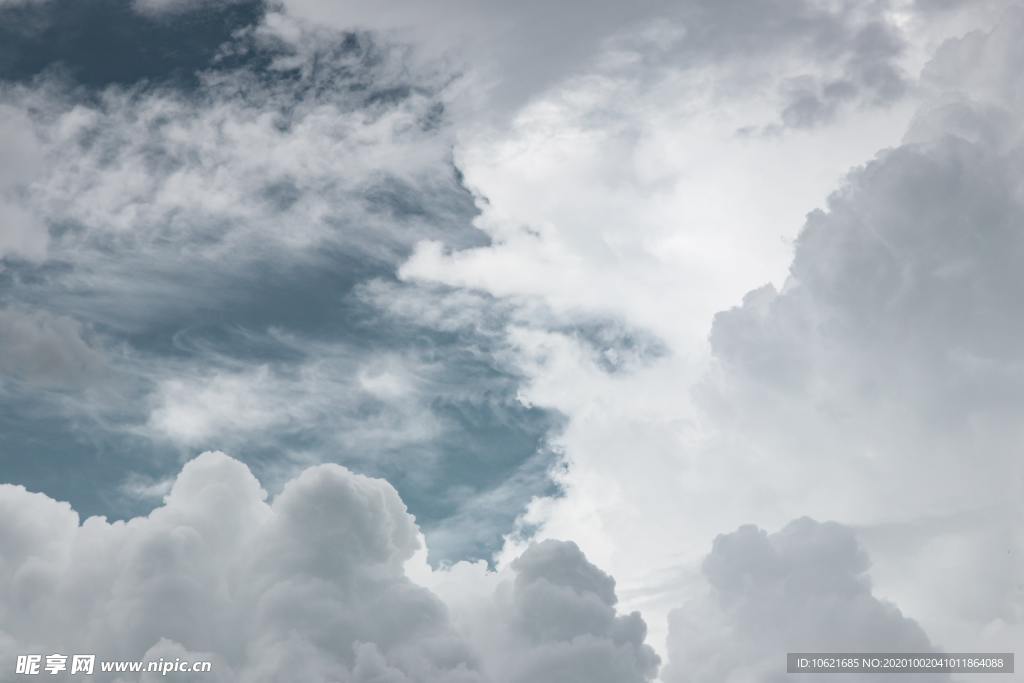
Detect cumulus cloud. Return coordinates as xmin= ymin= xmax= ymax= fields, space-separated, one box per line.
xmin=699 ymin=6 xmax=1024 ymax=648
xmin=387 ymin=1 xmax=990 ymax=369
xmin=435 ymin=539 xmax=660 ymax=683
xmin=502 ymin=540 xmax=659 ymax=683
xmin=0 ymin=451 xmax=657 ymax=682
xmin=145 ymin=356 xmax=442 ymax=453
xmin=0 ymin=29 xmax=465 ymax=346
xmin=662 ymin=519 xmax=943 ymax=683
xmin=391 ymin=3 xmax=1024 ymax=660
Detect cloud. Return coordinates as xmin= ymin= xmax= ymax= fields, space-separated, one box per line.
xmin=662 ymin=519 xmax=943 ymax=683
xmin=2 ymin=2 xmax=1023 ymax=677
xmin=0 ymin=308 xmax=107 ymax=388
xmin=0 ymin=104 xmax=47 ymax=260
xmin=131 ymin=0 xmax=248 ymax=16
xmin=392 ymin=4 xmax=1024 ymax=659
xmin=416 ymin=538 xmax=660 ymax=683
xmin=700 ymin=6 xmax=1024 ymax=649
xmin=10 ymin=68 xmax=459 ymax=276
xmin=0 ymin=0 xmax=264 ymax=88
xmin=704 ymin=1 xmax=1024 ymax=531
xmin=0 ymin=451 xmax=479 ymax=681
xmin=399 ymin=61 xmax=916 ymax=358
xmin=254 ymin=0 xmax=916 ymax=128
xmin=0 ymin=451 xmax=657 ymax=682
xmin=498 ymin=540 xmax=660 ymax=683
xmin=0 ymin=33 xmax=468 ymax=350
xmin=130 ymin=326 xmax=561 ymax=564
xmin=145 ymin=358 xmax=441 ymax=450
xmin=0 ymin=29 xmax=564 ymax=565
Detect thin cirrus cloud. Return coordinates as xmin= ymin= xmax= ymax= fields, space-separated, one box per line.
xmin=0 ymin=20 xmax=558 ymax=564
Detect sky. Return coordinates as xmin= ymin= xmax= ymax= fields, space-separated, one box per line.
xmin=0 ymin=0 xmax=1020 ymax=681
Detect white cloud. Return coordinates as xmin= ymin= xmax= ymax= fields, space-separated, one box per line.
xmin=130 ymin=0 xmax=247 ymax=16
xmin=0 ymin=451 xmax=657 ymax=682
xmin=0 ymin=47 xmax=462 ymax=308
xmin=398 ymin=22 xmax=922 ymax=361
xmin=662 ymin=519 xmax=943 ymax=683
xmin=0 ymin=39 xmax=559 ymax=566
xmin=145 ymin=355 xmax=444 ymax=455
xmin=695 ymin=9 xmax=1024 ymax=647
xmin=392 ymin=3 xmax=1024 ymax=663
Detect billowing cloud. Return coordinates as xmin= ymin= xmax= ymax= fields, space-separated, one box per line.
xmin=391 ymin=3 xmax=1024 ymax=661
xmin=702 ymin=8 xmax=1024 ymax=642
xmin=443 ymin=539 xmax=660 ymax=683
xmin=662 ymin=519 xmax=943 ymax=683
xmin=0 ymin=451 xmax=658 ymax=682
